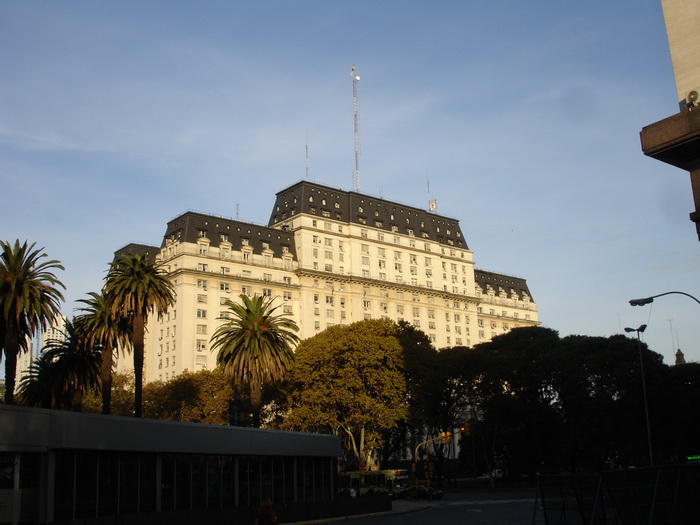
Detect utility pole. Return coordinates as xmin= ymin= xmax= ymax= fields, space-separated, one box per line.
xmin=351 ymin=65 xmax=361 ymax=192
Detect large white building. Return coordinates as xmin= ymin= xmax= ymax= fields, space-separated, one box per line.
xmin=116 ymin=181 xmax=538 ymax=383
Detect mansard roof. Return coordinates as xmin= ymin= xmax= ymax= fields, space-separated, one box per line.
xmin=269 ymin=180 xmax=468 ymax=250
xmin=114 ymin=243 xmax=161 ymax=261
xmin=474 ymin=269 xmax=534 ymax=301
xmin=163 ymin=211 xmax=297 ymax=260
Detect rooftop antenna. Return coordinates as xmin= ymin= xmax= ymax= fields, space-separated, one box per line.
xmin=305 ymin=143 xmax=310 ymax=180
xmin=351 ymin=65 xmax=361 ymax=192
xmin=427 ymin=180 xmax=437 ymax=213
xmin=236 ymin=203 xmax=239 ymax=221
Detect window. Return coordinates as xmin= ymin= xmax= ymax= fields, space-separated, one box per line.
xmin=198 ymin=244 xmax=207 ymax=255
xmin=325 ymin=296 xmax=334 ymax=305
xmin=196 ymin=339 xmax=207 ymax=352
xmin=412 ymin=307 xmax=420 ymax=318
xmin=397 ymin=305 xmax=404 ymax=314
xmin=363 ymin=300 xmax=371 ymax=310
xmin=394 ymin=262 xmax=402 ymax=272
xmin=361 ymin=244 xmax=369 ymax=253
xmin=263 ymin=273 xmax=272 ymax=281
xmin=197 ymin=294 xmax=207 ymax=303
xmin=197 ymin=309 xmax=207 ymax=318
xmin=221 ymin=266 xmax=230 ymax=274
xmin=198 ymin=263 xmax=208 ymax=271
xmin=197 ymin=279 xmax=208 ymax=290
xmin=362 ymin=269 xmax=370 ymax=278
xmin=263 ymin=288 xmax=272 ymax=297
xmin=283 ymin=291 xmax=292 ymax=301
xmin=196 ymin=324 xmax=207 ymax=335
xmin=241 ymin=286 xmax=251 ymax=296
xmin=242 ymin=270 xmax=252 ymax=278
xmin=283 ymin=305 xmax=293 ymax=314
xmin=362 ymin=257 xmax=370 ymax=265
xmin=220 ymin=282 xmax=230 ymax=292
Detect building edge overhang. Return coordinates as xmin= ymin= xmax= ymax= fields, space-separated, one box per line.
xmin=640 ymin=110 xmax=700 ymax=172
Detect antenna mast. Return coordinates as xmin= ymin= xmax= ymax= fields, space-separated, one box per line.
xmin=351 ymin=65 xmax=361 ymax=192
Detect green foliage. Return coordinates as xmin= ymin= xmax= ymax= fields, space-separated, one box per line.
xmin=142 ymin=369 xmax=233 ymax=424
xmin=211 ymin=294 xmax=299 ymax=427
xmin=18 ymin=319 xmax=101 ymax=411
xmin=282 ymin=318 xmax=407 ymax=470
xmin=75 ymin=291 xmax=131 ymax=414
xmin=82 ymin=372 xmax=135 ymax=415
xmin=0 ymin=240 xmax=65 ymax=403
xmin=103 ymin=253 xmax=175 ymax=417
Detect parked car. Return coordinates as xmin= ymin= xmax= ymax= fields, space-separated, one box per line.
xmin=400 ymin=485 xmax=444 ymax=501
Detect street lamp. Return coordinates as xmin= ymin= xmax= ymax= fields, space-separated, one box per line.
xmin=623 ymin=324 xmax=654 ymax=466
xmin=629 ymin=291 xmax=700 ymax=307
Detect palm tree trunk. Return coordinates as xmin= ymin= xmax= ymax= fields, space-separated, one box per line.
xmin=71 ymin=388 xmax=83 ymax=412
xmin=3 ymin=326 xmax=20 ymax=404
xmin=132 ymin=314 xmax=145 ymax=418
xmin=250 ymin=378 xmax=262 ymax=428
xmin=101 ymin=342 xmax=113 ymax=415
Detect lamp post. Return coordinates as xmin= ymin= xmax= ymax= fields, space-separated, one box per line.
xmin=629 ymin=291 xmax=700 ymax=307
xmin=623 ymin=324 xmax=654 ymax=466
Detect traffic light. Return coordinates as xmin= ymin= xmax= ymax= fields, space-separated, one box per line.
xmin=459 ymin=423 xmax=471 ymax=436
xmin=440 ymin=431 xmax=452 ymax=444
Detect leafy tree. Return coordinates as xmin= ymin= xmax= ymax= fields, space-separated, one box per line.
xmin=0 ymin=240 xmax=65 ymax=404
xmin=472 ymin=326 xmax=563 ymax=477
xmin=282 ymin=319 xmax=407 ymax=470
xmin=142 ymin=369 xmax=233 ymax=424
xmin=104 ymin=253 xmax=175 ymax=417
xmin=82 ymin=372 xmax=135 ymax=415
xmin=210 ymin=294 xmax=299 ymax=427
xmin=75 ymin=291 xmax=131 ymax=414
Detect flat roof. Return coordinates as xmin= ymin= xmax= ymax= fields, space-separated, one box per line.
xmin=0 ymin=404 xmax=341 ymax=457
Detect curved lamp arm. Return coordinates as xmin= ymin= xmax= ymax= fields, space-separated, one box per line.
xmin=629 ymin=291 xmax=700 ymax=307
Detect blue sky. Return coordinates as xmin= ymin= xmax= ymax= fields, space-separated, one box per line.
xmin=1 ymin=1 xmax=698 ymax=364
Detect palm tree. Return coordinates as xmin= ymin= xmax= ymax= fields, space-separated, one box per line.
xmin=0 ymin=240 xmax=65 ymax=404
xmin=211 ymin=294 xmax=299 ymax=427
xmin=75 ymin=291 xmax=131 ymax=414
xmin=42 ymin=320 xmax=102 ymax=411
xmin=17 ymin=352 xmax=55 ymax=408
xmin=103 ymin=253 xmax=175 ymax=417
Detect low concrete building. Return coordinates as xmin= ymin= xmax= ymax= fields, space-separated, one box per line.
xmin=0 ymin=404 xmax=345 ymax=524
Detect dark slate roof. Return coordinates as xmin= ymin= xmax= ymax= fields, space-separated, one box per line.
xmin=474 ymin=269 xmax=534 ymax=301
xmin=162 ymin=211 xmax=297 ymax=260
xmin=268 ymin=180 xmax=468 ymax=250
xmin=114 ymin=243 xmax=161 ymax=261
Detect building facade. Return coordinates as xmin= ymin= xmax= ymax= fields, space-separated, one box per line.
xmin=116 ymin=181 xmax=538 ymax=383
